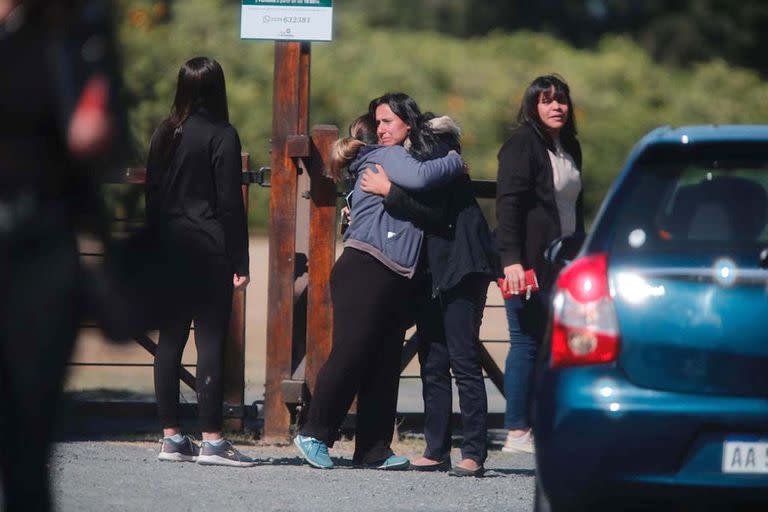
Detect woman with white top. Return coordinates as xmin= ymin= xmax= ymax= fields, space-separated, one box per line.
xmin=495 ymin=75 xmax=584 ymax=454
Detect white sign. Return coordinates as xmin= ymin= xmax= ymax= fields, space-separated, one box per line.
xmin=241 ymin=0 xmax=333 ymax=42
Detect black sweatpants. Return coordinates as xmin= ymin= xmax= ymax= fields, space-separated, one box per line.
xmin=154 ymin=253 xmax=233 ymax=433
xmin=418 ymin=274 xmax=489 ymax=464
xmin=300 ymin=247 xmax=419 ymax=465
xmin=0 ymin=216 xmax=79 ymax=512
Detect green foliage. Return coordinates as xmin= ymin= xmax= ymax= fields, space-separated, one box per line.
xmin=343 ymin=0 xmax=768 ymax=76
xmin=116 ymin=0 xmax=768 ymax=230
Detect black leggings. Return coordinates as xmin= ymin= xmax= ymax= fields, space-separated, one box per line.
xmin=300 ymin=248 xmax=419 ymax=465
xmin=154 ymin=256 xmax=233 ymax=433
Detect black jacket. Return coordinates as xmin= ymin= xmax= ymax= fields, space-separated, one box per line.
xmin=384 ymin=174 xmax=500 ymax=296
xmin=495 ymin=123 xmax=583 ymax=290
xmin=145 ymin=109 xmax=249 ymax=276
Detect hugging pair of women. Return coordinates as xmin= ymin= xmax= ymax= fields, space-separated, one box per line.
xmin=294 ymin=92 xmax=498 ymax=477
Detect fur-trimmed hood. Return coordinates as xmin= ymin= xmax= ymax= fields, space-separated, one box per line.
xmin=427 ymin=115 xmax=461 ymax=137
xmin=404 ymin=115 xmax=461 ymax=151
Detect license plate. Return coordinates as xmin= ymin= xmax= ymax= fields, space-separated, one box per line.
xmin=722 ymin=439 xmax=768 ymax=474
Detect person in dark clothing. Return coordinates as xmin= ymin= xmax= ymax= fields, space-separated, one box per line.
xmin=360 ymin=115 xmax=499 ymax=477
xmin=145 ymin=57 xmax=252 ymax=467
xmin=0 ymin=1 xmax=123 ymax=510
xmin=495 ymin=75 xmax=584 ymax=454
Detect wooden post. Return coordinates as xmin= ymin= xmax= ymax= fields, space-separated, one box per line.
xmin=305 ymin=125 xmax=338 ymax=393
xmin=264 ymin=41 xmax=312 ymax=441
xmin=222 ymin=154 xmax=252 ymax=431
xmin=290 ymin=41 xmax=312 ymax=388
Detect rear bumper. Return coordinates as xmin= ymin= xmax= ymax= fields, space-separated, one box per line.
xmin=533 ymin=365 xmax=768 ymax=506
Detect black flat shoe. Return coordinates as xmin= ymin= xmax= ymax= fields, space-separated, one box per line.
xmin=410 ymin=459 xmax=451 ymax=472
xmin=448 ymin=465 xmax=485 ymax=478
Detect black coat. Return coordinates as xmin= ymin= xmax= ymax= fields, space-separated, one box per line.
xmin=145 ymin=109 xmax=249 ymax=276
xmin=495 ymin=123 xmax=583 ymax=290
xmin=384 ymin=174 xmax=500 ymax=296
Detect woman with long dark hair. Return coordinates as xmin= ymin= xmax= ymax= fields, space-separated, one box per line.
xmin=294 ymin=94 xmax=466 ymax=471
xmin=496 ymin=74 xmax=584 ymax=454
xmin=359 ymin=112 xmax=499 ymax=477
xmin=146 ymin=57 xmax=252 ymax=467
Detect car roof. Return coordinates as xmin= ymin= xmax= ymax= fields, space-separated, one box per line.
xmin=620 ymin=124 xmax=768 ymax=172
xmin=639 ymin=124 xmax=768 ymax=146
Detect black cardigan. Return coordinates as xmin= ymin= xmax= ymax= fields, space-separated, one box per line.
xmin=145 ymin=109 xmax=249 ymax=276
xmin=495 ymin=124 xmax=583 ymax=290
xmin=383 ymin=174 xmax=500 ymax=296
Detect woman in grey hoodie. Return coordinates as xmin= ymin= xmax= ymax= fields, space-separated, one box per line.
xmin=295 ymin=98 xmax=466 ymax=471
xmin=360 ymin=113 xmax=499 ymax=477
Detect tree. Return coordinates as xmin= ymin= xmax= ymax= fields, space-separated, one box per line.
xmin=114 ymin=0 xmax=768 ymax=229
xmin=343 ymin=0 xmax=768 ymax=75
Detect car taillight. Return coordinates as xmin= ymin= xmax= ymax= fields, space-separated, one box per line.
xmin=550 ymin=253 xmax=620 ymax=368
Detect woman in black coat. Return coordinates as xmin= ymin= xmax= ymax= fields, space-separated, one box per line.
xmin=145 ymin=57 xmax=251 ymax=467
xmin=495 ymin=75 xmax=584 ymax=454
xmin=360 ymin=114 xmax=499 ymax=477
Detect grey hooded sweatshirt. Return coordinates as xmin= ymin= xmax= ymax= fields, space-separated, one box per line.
xmin=343 ymin=144 xmax=464 ymax=278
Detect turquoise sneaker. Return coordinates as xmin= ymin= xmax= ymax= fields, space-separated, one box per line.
xmin=294 ymin=434 xmax=333 ymax=469
xmin=373 ymin=454 xmax=410 ymax=471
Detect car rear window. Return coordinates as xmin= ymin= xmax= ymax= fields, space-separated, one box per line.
xmin=606 ymin=142 xmax=768 ymax=254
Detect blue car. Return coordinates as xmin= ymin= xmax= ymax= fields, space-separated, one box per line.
xmin=533 ymin=125 xmax=768 ymax=510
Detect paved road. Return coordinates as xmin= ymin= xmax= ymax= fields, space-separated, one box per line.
xmin=49 ymin=440 xmax=535 ymax=512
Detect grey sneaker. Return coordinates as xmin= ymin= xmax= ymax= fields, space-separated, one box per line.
xmin=196 ymin=440 xmax=255 ymax=467
xmin=158 ymin=435 xmax=199 ymax=463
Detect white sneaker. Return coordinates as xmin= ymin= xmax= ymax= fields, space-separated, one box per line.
xmin=501 ymin=430 xmax=535 ymax=454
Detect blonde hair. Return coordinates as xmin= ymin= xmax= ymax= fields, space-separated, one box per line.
xmin=326 ymin=114 xmax=376 ymax=182
xmin=328 ymin=137 xmax=366 ymax=182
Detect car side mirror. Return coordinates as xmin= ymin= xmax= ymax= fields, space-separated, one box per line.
xmin=545 ymin=233 xmax=586 ymax=265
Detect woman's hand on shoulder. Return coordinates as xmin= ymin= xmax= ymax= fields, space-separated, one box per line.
xmin=360 ymin=164 xmax=392 ymax=197
xmin=447 ymin=150 xmax=469 ymax=174
xmin=233 ymin=274 xmax=250 ymax=290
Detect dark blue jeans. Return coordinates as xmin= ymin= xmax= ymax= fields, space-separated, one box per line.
xmin=503 ymin=290 xmax=548 ymax=430
xmin=418 ymin=274 xmax=489 ymax=464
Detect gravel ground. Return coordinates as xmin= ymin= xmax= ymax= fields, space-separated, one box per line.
xmin=49 ymin=438 xmax=535 ymax=512
xmin=51 ymin=236 xmax=532 ymax=511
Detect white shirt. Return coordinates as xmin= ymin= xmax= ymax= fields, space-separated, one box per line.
xmin=548 ymin=137 xmax=582 ymax=236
